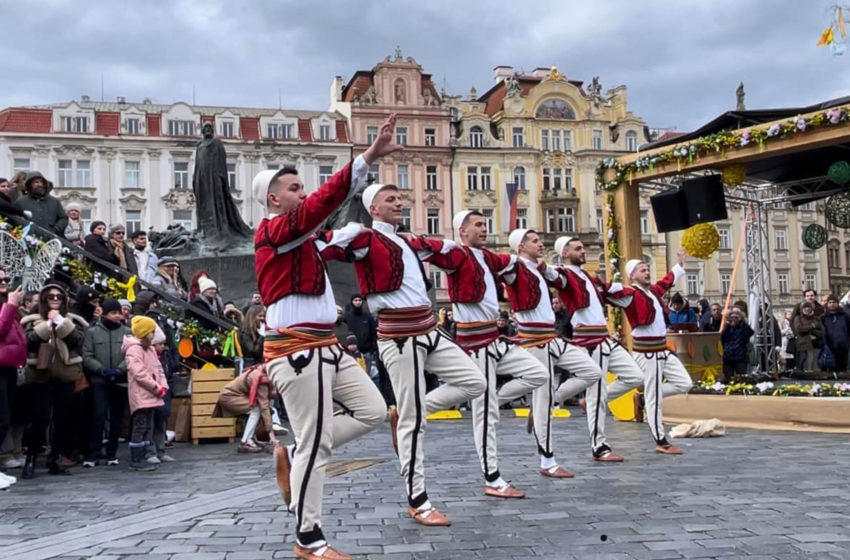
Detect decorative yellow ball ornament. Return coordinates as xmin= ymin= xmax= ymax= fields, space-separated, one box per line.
xmin=682 ymin=223 xmax=721 ymax=259
xmin=721 ymin=164 xmax=746 ymax=186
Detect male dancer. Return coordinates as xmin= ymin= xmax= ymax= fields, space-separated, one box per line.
xmin=550 ymin=236 xmax=644 ymax=462
xmin=503 ymin=229 xmax=603 ymax=476
xmin=251 ymin=114 xmax=398 ymax=560
xmin=621 ymin=250 xmax=693 ymax=454
xmin=324 ymin=186 xmax=485 ymax=526
xmin=425 ymin=211 xmax=551 ymax=496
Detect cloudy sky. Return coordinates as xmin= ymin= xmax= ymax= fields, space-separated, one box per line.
xmin=1 ymin=0 xmax=847 ymax=131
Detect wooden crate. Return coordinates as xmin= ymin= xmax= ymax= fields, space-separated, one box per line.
xmin=190 ymin=368 xmax=237 ymax=445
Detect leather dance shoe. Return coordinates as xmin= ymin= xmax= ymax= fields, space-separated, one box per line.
xmin=484 ymin=483 xmax=525 ymax=498
xmin=539 ymin=465 xmax=574 ymax=478
xmin=274 ymin=445 xmax=292 ymax=507
xmin=656 ymin=443 xmax=683 ymax=455
xmin=593 ymin=448 xmax=624 ymax=462
xmin=389 ymin=407 xmax=399 ymax=456
xmin=407 ymin=505 xmax=451 ymax=526
xmin=293 ymin=544 xmax=352 ymax=560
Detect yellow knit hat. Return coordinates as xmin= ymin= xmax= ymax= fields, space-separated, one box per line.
xmin=131 ymin=316 xmax=157 ymax=339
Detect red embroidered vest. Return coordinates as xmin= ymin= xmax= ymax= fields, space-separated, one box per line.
xmin=502 ymin=263 xmax=545 ymax=312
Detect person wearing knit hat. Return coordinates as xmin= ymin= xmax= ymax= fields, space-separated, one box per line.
xmin=617 ymin=247 xmax=692 ymax=455
xmin=426 ymin=210 xmax=552 ymax=492
xmin=131 ymin=315 xmax=157 ymax=340
xmin=499 ymin=229 xmax=606 ymax=472
xmin=100 ymin=297 xmax=123 ymax=316
xmin=547 ymin=236 xmax=647 ymax=462
xmin=188 ymin=276 xmax=224 ymax=331
xmin=251 ymin=113 xmax=401 ymax=560
xmin=64 ymin=203 xmax=85 ymax=246
xmin=322 ymin=174 xmax=484 ymax=528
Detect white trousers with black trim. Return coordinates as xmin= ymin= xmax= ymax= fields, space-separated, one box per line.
xmin=267 ymin=345 xmax=386 ymax=544
xmin=469 ymin=340 xmax=548 ymax=481
xmin=527 ymin=340 xmax=603 ymax=458
xmin=583 ymin=339 xmax=646 ymax=452
xmin=632 ymin=350 xmax=693 ymax=443
xmin=379 ymin=329 xmax=485 ymax=508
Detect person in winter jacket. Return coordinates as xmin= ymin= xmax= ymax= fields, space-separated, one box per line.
xmin=124 ymin=316 xmax=168 ymax=472
xmin=64 ymin=203 xmax=85 ymax=246
xmin=189 ymin=277 xmax=224 ymax=330
xmin=668 ymin=293 xmax=698 ymax=329
xmin=130 ymin=230 xmax=159 ymax=282
xmin=212 ymin=365 xmax=278 ymax=453
xmin=148 ymin=327 xmax=175 ymax=464
xmin=84 ymin=221 xmax=120 ymax=277
xmin=238 ymin=305 xmax=266 ymax=367
xmin=720 ymin=308 xmax=755 ymax=381
xmin=16 ymin=171 xmax=68 ymax=236
xmin=19 ymin=281 xmax=88 ymax=478
xmin=150 ymin=256 xmax=187 ymax=300
xmin=793 ymin=302 xmax=825 ymax=373
xmin=822 ymin=295 xmax=850 ymax=373
xmin=700 ymin=303 xmax=723 ymax=332
xmin=0 ymin=177 xmax=32 ymax=220
xmin=81 ymin=298 xmax=130 ymax=467
xmin=72 ymin=285 xmax=101 ymax=325
xmin=107 ymin=225 xmax=139 ymax=278
xmin=0 ymin=268 xmax=26 ymax=488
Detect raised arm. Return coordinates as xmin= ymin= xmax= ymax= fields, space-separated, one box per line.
xmin=651 ymin=248 xmax=686 ymax=298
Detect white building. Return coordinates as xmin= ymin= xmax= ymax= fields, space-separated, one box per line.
xmin=0 ymin=99 xmax=353 ymax=233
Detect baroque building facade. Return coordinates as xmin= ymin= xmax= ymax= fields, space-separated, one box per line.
xmin=0 ymin=99 xmax=352 ymax=233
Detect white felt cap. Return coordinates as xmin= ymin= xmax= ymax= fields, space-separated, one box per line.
xmin=251 ymin=169 xmax=279 ymax=210
xmin=453 ymin=210 xmax=473 ymax=232
xmin=626 ymin=259 xmax=645 ymax=277
xmin=554 ymin=236 xmax=578 ymax=259
xmin=508 ymin=228 xmax=529 ymax=253
xmin=361 ymin=183 xmax=392 ymax=211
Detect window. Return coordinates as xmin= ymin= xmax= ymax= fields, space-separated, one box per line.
xmin=76 ymin=160 xmax=91 ymax=188
xmin=221 ymin=121 xmax=235 ymax=138
xmin=775 ymin=229 xmax=787 ymax=250
xmin=799 ymin=202 xmax=815 ymax=212
xmin=563 ymin=130 xmax=572 ymax=152
xmin=396 ymin=127 xmax=408 ymax=146
xmin=541 ymin=130 xmax=549 ymax=151
xmin=125 ymin=210 xmax=142 ymax=235
xmin=564 ymin=168 xmax=573 ymax=191
xmin=172 ymin=210 xmax=193 ymax=229
xmin=482 ymin=208 xmax=494 ymax=233
xmin=61 ymin=116 xmax=88 ymax=133
xmin=687 ymin=274 xmax=699 ymax=296
xmin=466 ymin=166 xmax=478 ymax=190
xmin=227 ymin=163 xmax=237 ymax=190
xmin=13 ymin=158 xmax=30 ymax=174
xmin=173 ymin=162 xmax=189 ymax=189
xmin=516 ymin=208 xmax=528 ymax=229
xmin=552 ymin=168 xmax=562 ymax=191
xmin=625 ymin=130 xmax=638 ymax=152
xmin=427 ymin=209 xmax=440 ymax=235
xmin=429 ymin=270 xmax=444 ymax=289
xmin=426 ymin=166 xmax=438 ymax=190
xmin=805 ymin=273 xmax=817 ymax=291
xmin=514 ymin=167 xmax=526 ymax=190
xmin=58 ymin=160 xmax=73 ymax=188
xmin=425 ymin=128 xmax=436 ymax=146
xmin=777 ymin=273 xmax=789 ymax=294
xmin=400 ymin=208 xmax=412 ymax=230
xmin=319 ymin=165 xmax=333 ymax=184
xmin=719 ymin=227 xmax=731 ymax=250
xmin=552 ymin=130 xmax=561 ymax=152
xmin=367 ymin=164 xmax=380 ymax=184
xmin=597 ymin=209 xmax=604 ymax=232
xmin=396 ymin=164 xmax=409 ymax=189
xmin=829 ymin=245 xmax=840 ymax=269
xmin=267 ymin=123 xmax=292 ymax=139
xmin=543 ymin=168 xmax=550 ymax=191
xmin=125 ymin=161 xmax=140 ymax=188
xmin=168 ymin=120 xmax=195 ymax=137
xmin=366 ymin=126 xmax=378 ymax=144
xmin=640 ymin=210 xmax=649 ymax=235
xmin=80 ymin=208 xmax=92 ymax=233
xmin=512 ymin=127 xmax=524 ymax=147
xmin=126 ymin=118 xmax=140 ymax=135
xmin=469 ymin=126 xmax=484 ymax=148
xmin=720 ymin=273 xmax=731 ymax=295
xmin=592 ymin=129 xmax=603 ymax=150
xmin=480 ymin=167 xmax=492 ymax=190
xmin=319 ymin=124 xmax=332 ymax=141
xmin=547 ymin=207 xmax=574 ymax=233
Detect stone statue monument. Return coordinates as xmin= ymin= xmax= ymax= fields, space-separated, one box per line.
xmin=736 ymin=82 xmax=746 ymax=110
xmin=192 ymin=122 xmax=253 ymax=249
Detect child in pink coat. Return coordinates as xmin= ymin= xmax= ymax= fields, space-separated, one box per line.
xmin=124 ymin=316 xmax=168 ymax=471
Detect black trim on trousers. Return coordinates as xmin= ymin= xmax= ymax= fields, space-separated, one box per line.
xmin=407 ymin=335 xmax=424 ymax=507
xmin=535 ymin=343 xmax=555 ymax=459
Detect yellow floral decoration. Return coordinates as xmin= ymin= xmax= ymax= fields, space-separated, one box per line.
xmin=721 ymin=164 xmax=746 ymax=186
xmin=682 ymin=223 xmax=721 ymax=260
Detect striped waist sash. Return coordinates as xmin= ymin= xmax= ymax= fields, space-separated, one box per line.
xmin=455 ymin=320 xmax=500 ymax=352
xmin=572 ymin=324 xmax=611 ymax=349
xmin=516 ymin=321 xmax=559 ymax=349
xmin=632 ymin=336 xmax=668 ymax=354
xmin=263 ymin=323 xmax=337 ymax=361
xmin=377 ymin=306 xmax=437 ymax=340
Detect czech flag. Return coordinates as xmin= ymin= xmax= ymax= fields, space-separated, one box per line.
xmin=503 ymin=181 xmax=519 ymax=232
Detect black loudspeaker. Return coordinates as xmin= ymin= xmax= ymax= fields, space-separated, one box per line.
xmin=650 ymin=188 xmax=690 ymax=233
xmin=682 ymin=175 xmax=727 ymax=224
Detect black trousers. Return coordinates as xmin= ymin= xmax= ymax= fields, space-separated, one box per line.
xmin=22 ymin=380 xmax=75 ymax=460
xmin=0 ymin=367 xmax=17 ymax=448
xmin=130 ymin=408 xmax=155 ymax=445
xmin=89 ymin=382 xmax=127 ymax=460
xmin=722 ymin=360 xmax=748 ymax=382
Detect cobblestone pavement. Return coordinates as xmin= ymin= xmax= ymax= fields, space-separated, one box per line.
xmin=1 ymin=412 xmax=849 ymax=560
